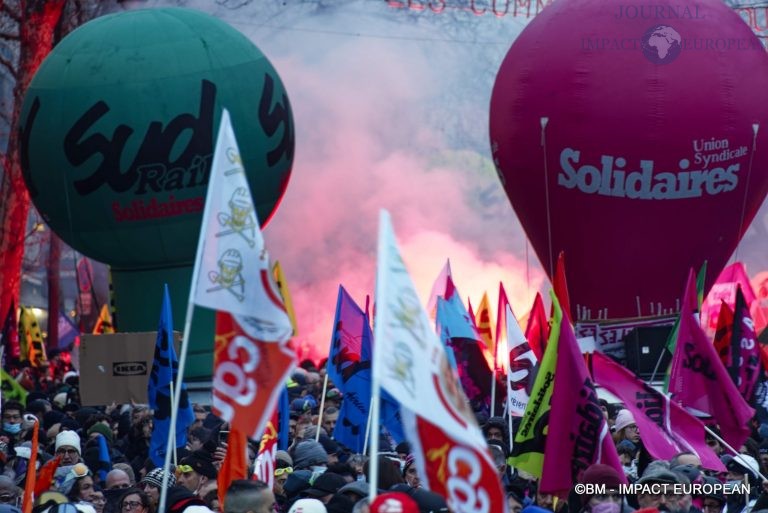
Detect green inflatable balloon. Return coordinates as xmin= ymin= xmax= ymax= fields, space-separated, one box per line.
xmin=18 ymin=8 xmax=294 ymax=379
xmin=20 ymin=7 xmax=293 ymax=267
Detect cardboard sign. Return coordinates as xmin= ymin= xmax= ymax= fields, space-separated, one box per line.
xmin=79 ymin=332 xmax=180 ymax=406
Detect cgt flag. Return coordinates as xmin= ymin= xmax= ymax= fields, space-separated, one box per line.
xmin=373 ymin=211 xmax=505 ymax=512
xmin=253 ymin=408 xmax=279 ymax=488
xmin=213 ymin=312 xmax=296 ymax=439
xmin=192 ymin=109 xmax=292 ymax=344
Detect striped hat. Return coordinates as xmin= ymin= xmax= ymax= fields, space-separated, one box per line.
xmin=140 ymin=468 xmax=176 ymax=489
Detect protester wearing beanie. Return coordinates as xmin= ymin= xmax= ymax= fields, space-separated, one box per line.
xmin=292 ymin=441 xmax=328 ymax=471
xmin=139 ymin=468 xmax=176 ymax=512
xmin=87 ymin=424 xmax=114 ymax=445
xmin=579 ymin=463 xmax=625 ymax=513
xmin=612 ymin=410 xmax=639 ymax=445
xmin=55 ymin=431 xmax=82 ymax=466
xmin=178 ymin=450 xmax=217 ymax=497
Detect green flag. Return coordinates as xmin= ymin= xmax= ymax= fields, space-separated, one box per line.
xmin=1 ymin=368 xmax=28 ymax=405
xmin=510 ymin=291 xmax=562 ymax=477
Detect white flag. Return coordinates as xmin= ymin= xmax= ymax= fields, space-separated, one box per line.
xmin=373 ymin=211 xmax=505 ymax=512
xmin=505 ymin=303 xmax=537 ymax=417
xmin=191 ymin=109 xmax=292 ymax=343
xmin=373 ymin=210 xmax=483 ymax=441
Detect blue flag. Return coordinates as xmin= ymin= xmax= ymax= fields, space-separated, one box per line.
xmin=326 ymin=286 xmax=402 ymax=453
xmin=278 ymin=386 xmax=290 ymax=450
xmin=436 ymin=294 xmax=502 ymax=418
xmin=148 ymin=284 xmax=194 ymax=466
xmin=57 ymin=312 xmax=79 ymax=350
xmin=95 ymin=434 xmax=111 ymax=482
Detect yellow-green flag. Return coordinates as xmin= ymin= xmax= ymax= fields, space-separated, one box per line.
xmin=510 ymin=291 xmax=562 ymax=477
xmin=272 ymin=261 xmax=298 ymax=337
xmin=1 ymin=369 xmax=28 ymax=405
xmin=19 ymin=307 xmax=47 ymax=367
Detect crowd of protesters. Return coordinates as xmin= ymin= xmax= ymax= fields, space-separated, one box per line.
xmin=3 ymin=354 xmax=768 ymax=513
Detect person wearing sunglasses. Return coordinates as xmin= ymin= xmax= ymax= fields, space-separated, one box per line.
xmin=176 ymin=451 xmax=218 ymax=497
xmin=118 ymin=490 xmax=149 ymax=513
xmin=273 ymin=465 xmax=293 ymax=513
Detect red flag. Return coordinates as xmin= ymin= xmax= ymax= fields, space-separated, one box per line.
xmin=540 ymin=299 xmax=624 ymax=497
xmin=712 ymin=300 xmax=733 ymax=367
xmin=217 ymin=427 xmax=248 ymax=509
xmin=35 ymin=455 xmax=61 ymax=496
xmin=212 ymin=312 xmax=296 ymax=439
xmin=1 ymin=301 xmax=19 ymax=360
xmin=22 ymin=418 xmax=39 ymax=513
xmin=669 ymin=269 xmax=754 ymax=449
xmin=253 ymin=408 xmax=279 ymax=488
xmin=552 ymin=251 xmax=572 ymax=321
xmin=525 ymin=293 xmax=548 ymax=361
xmin=591 ymin=351 xmax=724 ymax=471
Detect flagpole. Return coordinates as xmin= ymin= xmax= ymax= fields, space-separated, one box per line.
xmin=369 ymin=210 xmax=391 ymax=502
xmin=169 ymin=380 xmax=178 ymax=465
xmin=158 ymin=110 xmax=229 ymax=513
xmin=315 ymin=373 xmax=329 ymax=442
xmin=490 ymin=367 xmax=497 ymax=418
xmin=363 ymin=401 xmax=373 ymax=456
xmin=704 ymin=425 xmax=768 ymax=482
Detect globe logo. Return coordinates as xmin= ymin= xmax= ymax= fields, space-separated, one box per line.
xmin=641 ymin=25 xmax=682 ymax=64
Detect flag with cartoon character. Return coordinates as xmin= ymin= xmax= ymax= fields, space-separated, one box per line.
xmin=192 ymin=109 xmax=292 ymax=344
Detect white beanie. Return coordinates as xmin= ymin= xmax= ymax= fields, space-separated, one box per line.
xmin=613 ymin=409 xmax=636 ymax=433
xmin=55 ymin=430 xmax=81 ymax=455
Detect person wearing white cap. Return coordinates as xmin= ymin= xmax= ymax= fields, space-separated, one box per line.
xmin=287 ymin=498 xmax=327 ymax=513
xmin=55 ymin=430 xmax=82 ymax=465
xmin=612 ymin=409 xmax=640 ymax=445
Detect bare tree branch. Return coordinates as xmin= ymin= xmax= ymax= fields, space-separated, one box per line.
xmin=0 ymin=54 xmax=16 ymax=76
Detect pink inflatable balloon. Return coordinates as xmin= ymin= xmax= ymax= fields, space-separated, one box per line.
xmin=490 ymin=0 xmax=768 ymax=320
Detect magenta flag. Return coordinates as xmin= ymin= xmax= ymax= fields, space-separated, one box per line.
xmin=731 ymin=287 xmax=762 ymax=403
xmin=540 ymin=299 xmax=625 ymax=497
xmin=669 ymin=270 xmax=754 ymax=449
xmin=591 ymin=351 xmax=724 ymax=471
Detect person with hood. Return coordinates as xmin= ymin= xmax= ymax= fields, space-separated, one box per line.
xmin=483 ymin=417 xmax=508 ymax=445
xmin=722 ymin=454 xmax=761 ymax=513
xmin=176 ymin=451 xmax=218 ymax=498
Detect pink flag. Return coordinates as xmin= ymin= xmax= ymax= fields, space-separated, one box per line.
xmin=426 ymin=259 xmax=454 ymax=321
xmin=591 ymin=351 xmax=725 ymax=471
xmin=701 ymin=262 xmax=756 ymax=336
xmin=669 ymin=270 xmax=754 ymax=449
xmin=731 ymin=287 xmax=762 ymax=403
xmin=540 ymin=299 xmax=625 ymax=497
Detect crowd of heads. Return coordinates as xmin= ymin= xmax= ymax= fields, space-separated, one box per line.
xmin=5 ymin=356 xmax=768 ymax=513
